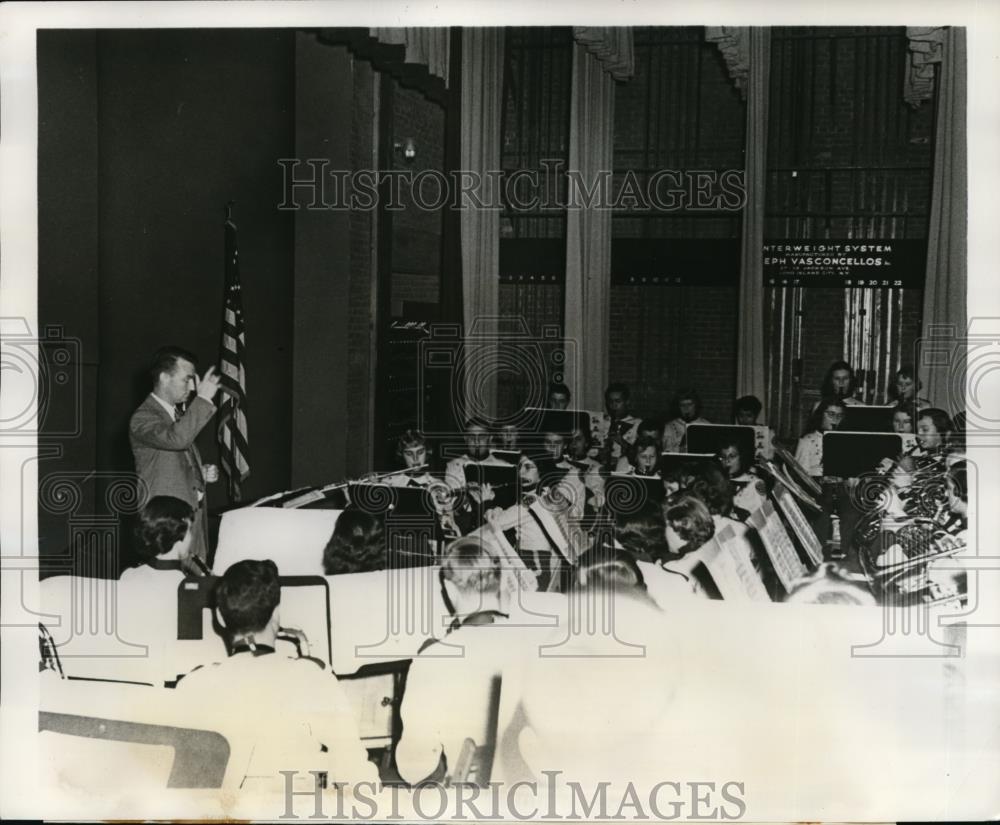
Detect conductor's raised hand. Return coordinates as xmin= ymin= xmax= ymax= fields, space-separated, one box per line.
xmin=195 ymin=365 xmax=223 ymax=401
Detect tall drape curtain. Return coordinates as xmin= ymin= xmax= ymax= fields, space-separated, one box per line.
xmin=369 ymin=28 xmax=450 ymax=85
xmin=919 ymin=27 xmax=966 ymax=415
xmin=564 ymin=29 xmax=634 ymax=411
xmin=737 ymin=29 xmax=769 ymax=414
xmin=705 ymin=27 xmax=770 ymax=418
xmin=459 ymin=28 xmax=505 ymax=421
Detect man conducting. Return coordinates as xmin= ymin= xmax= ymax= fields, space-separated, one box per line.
xmin=129 ymin=346 xmax=220 ymax=569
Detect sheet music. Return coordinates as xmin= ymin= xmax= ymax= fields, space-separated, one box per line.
xmin=701 ymin=525 xmax=771 ymax=602
xmin=748 ymin=499 xmax=807 ymax=592
xmin=772 ymin=482 xmax=824 ymax=567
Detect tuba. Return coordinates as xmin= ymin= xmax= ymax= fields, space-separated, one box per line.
xmin=855 ymin=502 xmax=966 ymax=605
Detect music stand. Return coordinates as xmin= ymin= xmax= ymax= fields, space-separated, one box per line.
xmin=844 ymin=405 xmax=895 ymax=433
xmin=822 ymin=432 xmax=902 ymax=478
xmin=685 ymin=424 xmax=756 ymax=462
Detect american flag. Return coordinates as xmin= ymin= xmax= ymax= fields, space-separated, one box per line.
xmin=217 ymin=211 xmax=250 ymax=501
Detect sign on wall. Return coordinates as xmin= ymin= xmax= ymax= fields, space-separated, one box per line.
xmin=762 ymin=239 xmax=927 ymax=288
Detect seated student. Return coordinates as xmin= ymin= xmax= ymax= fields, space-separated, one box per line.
xmin=176 ymin=559 xmax=377 ymax=786
xmin=901 ymin=407 xmax=954 ymax=476
xmin=660 ymin=458 xmax=703 ymax=497
xmin=659 ymin=493 xmax=716 ymax=597
xmin=614 ymin=420 xmax=662 ymax=472
xmin=445 ymin=417 xmax=510 ymax=490
xmin=661 ymin=388 xmax=710 ymax=452
xmin=690 ymin=460 xmax=751 ymax=524
xmin=495 ymin=424 xmax=520 ymax=452
xmin=546 ymin=381 xmax=571 ymax=410
xmin=384 ymin=428 xmax=435 ymax=486
xmin=610 ymin=504 xmax=699 ymax=604
xmin=322 ymin=507 xmax=386 ymax=575
xmin=595 ymin=382 xmax=641 ymax=469
xmin=716 ymin=437 xmax=765 ymax=514
xmin=117 ymin=496 xmax=217 ymax=683
xmin=562 ymin=413 xmax=606 ymax=511
xmin=794 ymin=397 xmax=846 ymax=478
xmin=884 ymin=365 xmax=931 ymax=409
xmin=688 ymin=462 xmax=764 ymax=575
xmin=812 ymin=360 xmax=863 ymax=412
xmin=613 ymin=500 xmax=670 ymax=564
xmin=616 ymin=433 xmax=662 ymax=476
xmin=485 ymin=451 xmax=578 ymax=592
xmin=539 ymin=419 xmax=588 ymax=522
xmin=892 ymin=407 xmax=955 ymax=519
xmin=734 ymin=395 xmax=763 ymax=426
xmin=121 ymin=495 xmax=199 ymax=584
xmin=891 ymin=402 xmax=917 ymax=434
xmin=396 ymin=537 xmax=539 ymax=786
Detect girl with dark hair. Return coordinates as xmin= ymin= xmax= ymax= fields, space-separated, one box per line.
xmin=795 ymin=397 xmax=846 ymax=478
xmin=613 ymin=501 xmax=670 ymax=564
xmin=117 ymin=496 xmax=209 ymax=683
xmin=818 ymin=360 xmax=861 ymax=404
xmin=887 ymin=408 xmax=955 ymax=520
xmin=322 ymin=508 xmax=387 ymax=575
xmin=916 ymin=407 xmax=953 ymax=454
xmin=485 ymin=451 xmax=581 ymax=591
xmin=125 ymin=495 xmax=196 ymax=576
xmin=717 ymin=437 xmax=766 ymax=514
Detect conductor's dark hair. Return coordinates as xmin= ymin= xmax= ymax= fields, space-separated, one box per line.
xmin=463 ymin=416 xmax=491 ymax=431
xmin=215 ymin=559 xmax=280 ymax=636
xmin=148 ymin=346 xmax=198 ymax=387
xmin=133 ymin=495 xmax=194 ymax=564
xmin=323 ymin=508 xmax=387 ymax=575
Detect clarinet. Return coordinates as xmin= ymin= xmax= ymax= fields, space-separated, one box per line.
xmin=875 ymin=439 xmax=921 ymax=477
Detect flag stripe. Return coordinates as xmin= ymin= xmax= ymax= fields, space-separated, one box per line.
xmin=217 ymin=217 xmax=250 ymax=501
